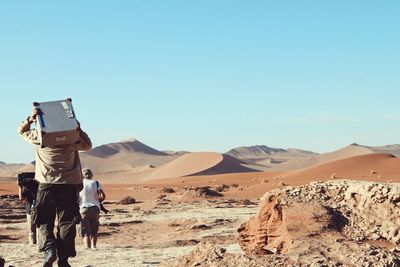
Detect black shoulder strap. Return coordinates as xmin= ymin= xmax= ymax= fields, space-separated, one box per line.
xmin=96 ymin=181 xmax=99 ymax=191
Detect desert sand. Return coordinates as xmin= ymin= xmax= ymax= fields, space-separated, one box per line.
xmin=1 ymin=143 xmax=400 ymax=266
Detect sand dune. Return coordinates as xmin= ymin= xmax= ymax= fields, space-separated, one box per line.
xmin=135 ymin=153 xmax=400 ymax=200
xmin=85 ymin=138 xmax=169 ymax=158
xmin=367 ymin=144 xmax=400 ymax=156
xmin=3 ymin=142 xmax=400 ymax=182
xmin=283 ymin=153 xmax=400 ymax=183
xmin=94 ymin=152 xmax=258 ymax=184
xmin=148 ymin=152 xmax=257 ymax=180
xmin=226 ymin=145 xmax=316 ymax=159
xmin=0 ymin=142 xmax=400 ymax=182
xmin=148 ymin=152 xmax=223 ymax=179
xmin=229 ymin=143 xmax=400 ymax=172
xmin=0 ymin=163 xmax=31 ymax=178
xmin=273 ymin=143 xmax=377 ymax=170
xmin=80 ymin=139 xmax=180 ymax=175
xmin=80 ymin=153 xmax=136 ymax=174
xmin=226 ymin=145 xmax=317 ymax=171
xmin=311 ymin=143 xmax=375 ymax=164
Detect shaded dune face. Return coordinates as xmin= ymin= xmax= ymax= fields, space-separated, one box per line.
xmin=149 ymin=152 xmax=258 ymax=180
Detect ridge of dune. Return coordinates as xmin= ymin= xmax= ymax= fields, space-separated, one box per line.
xmin=312 ymin=143 xmax=374 ymax=164
xmin=84 ymin=138 xmax=168 ymax=158
xmin=144 ymin=152 xmax=258 ymax=181
xmin=191 ymin=154 xmax=259 ymax=176
xmin=80 ymin=139 xmax=180 ymax=174
xmin=225 ymin=145 xmax=317 ymax=159
xmin=367 ymin=144 xmax=400 ymax=157
xmin=226 ymin=145 xmax=288 ymax=158
xmin=80 ymin=154 xmax=136 ymax=174
xmin=148 ymin=152 xmax=224 ymax=180
xmin=284 ymin=153 xmax=400 ymax=182
xmin=0 ymin=163 xmax=27 ymax=177
xmin=273 ymin=144 xmax=376 ymax=171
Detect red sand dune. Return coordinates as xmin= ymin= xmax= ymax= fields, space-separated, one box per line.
xmin=274 ymin=144 xmax=375 ymax=170
xmin=80 ymin=154 xmax=136 ymax=173
xmin=148 ymin=152 xmax=224 ymax=179
xmin=283 ymin=153 xmax=400 ymax=183
xmin=134 ymin=153 xmax=400 ymax=200
xmin=1 ymin=153 xmax=400 ymax=201
xmin=148 ymin=152 xmax=257 ymax=180
xmin=95 ymin=152 xmax=258 ymax=184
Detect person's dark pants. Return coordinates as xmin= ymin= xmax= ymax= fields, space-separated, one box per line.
xmin=34 ymin=183 xmax=81 ymax=259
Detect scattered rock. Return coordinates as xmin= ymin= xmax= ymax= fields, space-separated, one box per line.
xmin=160 ymin=187 xmax=176 ymax=193
xmin=189 ymin=224 xmax=212 ymax=230
xmin=213 ymin=219 xmax=233 ymax=224
xmin=174 ymin=239 xmax=200 ymax=246
xmin=140 ymin=210 xmax=156 ymax=216
xmin=117 ymin=196 xmax=136 ymax=205
xmin=277 ymin=181 xmax=286 ymax=187
xmin=132 ymin=206 xmax=141 ymax=211
xmin=244 ymin=199 xmax=257 ymax=206
xmin=182 ymin=187 xmax=223 ymax=198
xmin=214 ymin=184 xmax=230 ymax=192
xmin=0 ymin=194 xmax=18 ymax=199
xmin=160 ymin=241 xmax=263 ymax=267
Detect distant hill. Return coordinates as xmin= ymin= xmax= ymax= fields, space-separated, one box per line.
xmin=99 ymin=152 xmax=259 ymax=183
xmin=2 ymin=142 xmax=400 ymax=180
xmin=225 ymin=145 xmax=317 ymax=171
xmin=283 ymin=153 xmax=400 ymax=182
xmin=226 ymin=145 xmax=317 ymax=159
xmin=80 ymin=138 xmax=180 ymax=174
xmin=226 ymin=145 xmax=288 ymax=159
xmin=366 ymin=144 xmax=400 ymax=157
xmin=225 ymin=143 xmax=400 ymax=171
xmin=270 ymin=143 xmax=400 ymax=171
xmin=85 ymin=138 xmax=169 ymax=158
xmin=162 ymin=150 xmax=190 ymax=156
xmin=0 ymin=162 xmax=27 ymax=178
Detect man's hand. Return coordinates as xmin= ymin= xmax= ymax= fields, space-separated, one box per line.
xmin=29 ymin=107 xmax=38 ymax=123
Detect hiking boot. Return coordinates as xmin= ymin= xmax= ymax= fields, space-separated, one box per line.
xmin=57 ymin=258 xmax=71 ymax=267
xmin=43 ymin=249 xmax=57 ymax=267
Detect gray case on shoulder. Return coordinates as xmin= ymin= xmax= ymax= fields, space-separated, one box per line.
xmin=34 ymin=98 xmax=80 ymax=147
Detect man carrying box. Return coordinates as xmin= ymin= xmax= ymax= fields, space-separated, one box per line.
xmin=18 ymin=102 xmax=92 ymax=267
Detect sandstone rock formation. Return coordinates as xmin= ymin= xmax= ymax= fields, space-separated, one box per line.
xmin=238 ymin=180 xmax=400 ymax=266
xmin=160 ymin=241 xmax=263 ymax=267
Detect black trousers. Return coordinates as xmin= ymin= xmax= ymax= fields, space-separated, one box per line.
xmin=34 ymin=183 xmax=81 ymax=259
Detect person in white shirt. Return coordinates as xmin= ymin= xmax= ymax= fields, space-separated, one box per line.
xmin=78 ymin=168 xmax=106 ymax=249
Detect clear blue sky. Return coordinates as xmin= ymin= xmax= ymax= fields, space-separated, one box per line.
xmin=1 ymin=1 xmax=400 ymax=163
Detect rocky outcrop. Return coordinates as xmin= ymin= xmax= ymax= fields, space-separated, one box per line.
xmin=238 ymin=180 xmax=400 ymax=266
xmin=160 ymin=241 xmax=263 ymax=267
xmin=181 ymin=186 xmax=223 ymax=198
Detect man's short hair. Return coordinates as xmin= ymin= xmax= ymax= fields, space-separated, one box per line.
xmin=82 ymin=168 xmax=93 ymax=179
